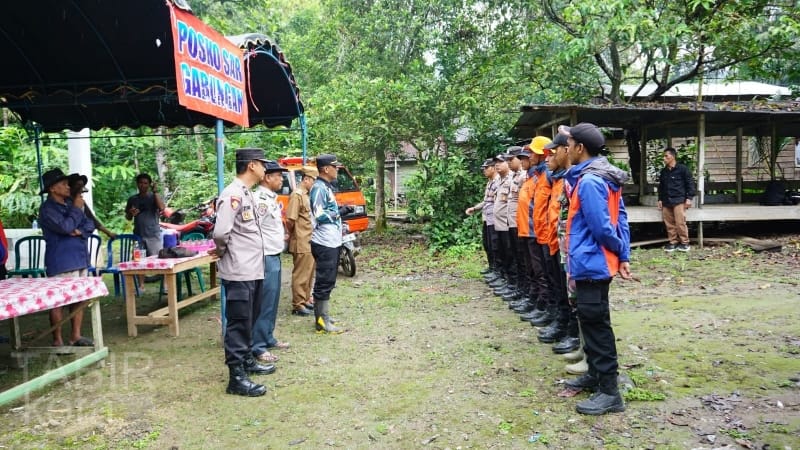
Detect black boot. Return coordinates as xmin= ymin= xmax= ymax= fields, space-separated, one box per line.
xmin=529 ymin=308 xmax=556 ymax=327
xmin=538 ymin=322 xmax=567 ymax=343
xmin=520 ymin=306 xmax=545 ymax=321
xmin=512 ymin=301 xmax=535 ymax=313
xmin=243 ymin=357 xmax=277 ymax=375
xmin=226 ymin=364 xmax=267 ymax=397
xmin=552 ymin=336 xmax=581 ymax=354
xmin=576 ymin=376 xmax=625 ymax=415
xmin=565 ymin=372 xmax=599 ymax=391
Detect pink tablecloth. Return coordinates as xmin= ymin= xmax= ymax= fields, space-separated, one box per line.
xmin=117 ymin=253 xmax=211 ymax=271
xmin=0 ymin=277 xmax=110 ymax=321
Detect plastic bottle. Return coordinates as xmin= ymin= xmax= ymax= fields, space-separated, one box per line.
xmin=31 ymin=219 xmax=38 ymax=230
xmin=133 ymin=242 xmax=142 ymax=261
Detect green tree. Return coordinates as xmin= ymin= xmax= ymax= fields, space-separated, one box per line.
xmin=542 ymin=0 xmax=800 ymax=103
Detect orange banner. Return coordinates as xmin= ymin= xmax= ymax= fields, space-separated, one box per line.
xmin=170 ymin=6 xmax=249 ymax=127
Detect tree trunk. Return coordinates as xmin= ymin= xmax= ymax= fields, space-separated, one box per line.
xmin=374 ymin=146 xmax=386 ymax=232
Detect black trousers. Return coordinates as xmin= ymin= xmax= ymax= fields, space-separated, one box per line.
xmin=527 ymin=239 xmax=549 ymax=307
xmin=509 ymin=228 xmax=527 ymax=294
xmin=481 ymin=222 xmax=494 ymax=269
xmin=312 ymin=242 xmax=340 ymax=303
xmin=545 ymin=250 xmax=569 ymax=325
xmin=0 ymin=263 xmax=6 ymax=280
xmin=223 ymin=279 xmax=263 ymax=366
xmin=487 ymin=225 xmax=500 ymax=276
xmin=496 ymin=229 xmax=517 ymax=284
xmin=518 ymin=236 xmax=533 ymax=298
xmin=575 ymin=279 xmax=619 ymax=380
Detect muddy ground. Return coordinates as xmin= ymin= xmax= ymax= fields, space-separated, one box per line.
xmin=0 ymin=222 xmax=799 ymax=449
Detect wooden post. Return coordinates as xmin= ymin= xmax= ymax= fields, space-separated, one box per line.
xmin=697 ymin=114 xmax=706 ymax=248
xmin=736 ymin=128 xmax=743 ymax=203
xmin=640 ymin=127 xmax=647 ymax=198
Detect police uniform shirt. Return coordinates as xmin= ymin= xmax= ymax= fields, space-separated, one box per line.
xmin=213 ymin=178 xmax=264 ymax=281
xmin=286 ymin=186 xmax=313 ymax=254
xmin=508 ymin=169 xmax=526 ymax=229
xmin=483 ymin=175 xmax=499 ymax=226
xmin=255 ymin=185 xmax=285 ymax=256
xmin=493 ymin=172 xmax=512 ymax=232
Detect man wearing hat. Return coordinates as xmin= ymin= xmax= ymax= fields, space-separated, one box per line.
xmin=212 ymin=148 xmax=276 ymax=397
xmin=286 ymin=166 xmax=319 ymax=316
xmin=38 ymin=168 xmax=96 ymax=347
xmin=520 ymin=136 xmax=555 ymax=326
xmin=466 ymin=159 xmax=499 ymax=280
xmin=307 ymin=154 xmax=347 ymax=333
xmin=491 ymin=152 xmax=520 ymax=301
xmin=561 ymin=123 xmax=632 ymax=415
xmin=252 ymin=160 xmax=290 ymax=363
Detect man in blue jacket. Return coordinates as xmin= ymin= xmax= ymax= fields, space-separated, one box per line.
xmin=39 ymin=168 xmax=96 ymax=347
xmin=561 ymin=123 xmax=632 ymax=415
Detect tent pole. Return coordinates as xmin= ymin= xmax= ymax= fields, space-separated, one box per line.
xmin=35 ymin=125 xmax=44 ymax=204
xmin=215 ymin=119 xmax=226 ymax=337
xmin=697 ymin=114 xmax=706 ymax=249
xmin=301 ymin=113 xmax=308 ymax=164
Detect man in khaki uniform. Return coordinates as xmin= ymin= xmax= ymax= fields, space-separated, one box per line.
xmin=212 ymin=148 xmax=276 ymax=397
xmin=286 ymin=166 xmax=318 ymax=316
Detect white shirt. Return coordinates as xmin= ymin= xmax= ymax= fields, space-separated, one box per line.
xmin=255 ymin=185 xmax=285 ymax=255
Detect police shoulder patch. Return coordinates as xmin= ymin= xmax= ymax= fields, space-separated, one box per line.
xmin=230 ymin=196 xmax=241 ymax=211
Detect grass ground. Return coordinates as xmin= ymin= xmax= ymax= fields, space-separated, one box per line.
xmin=1 ymin=225 xmax=799 ymax=449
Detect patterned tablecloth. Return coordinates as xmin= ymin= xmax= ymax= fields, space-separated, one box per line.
xmin=117 ymin=253 xmax=212 ymax=271
xmin=0 ymin=277 xmax=110 ymax=321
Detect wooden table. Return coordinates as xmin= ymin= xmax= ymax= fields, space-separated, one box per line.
xmin=119 ymin=253 xmax=220 ymax=337
xmin=0 ymin=277 xmax=109 ymax=406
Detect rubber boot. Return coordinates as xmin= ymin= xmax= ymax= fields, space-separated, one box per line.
xmin=226 ymin=364 xmax=267 ymax=397
xmin=565 ymin=356 xmax=588 ymax=374
xmin=576 ymin=375 xmax=625 ymax=415
xmin=315 ymin=300 xmax=343 ymax=334
xmin=562 ymin=347 xmax=584 ymax=362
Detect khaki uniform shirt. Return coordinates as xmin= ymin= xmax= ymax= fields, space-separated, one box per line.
xmin=478 ymin=175 xmax=499 ymax=226
xmin=255 ymin=185 xmax=285 ymax=256
xmin=213 ymin=178 xmax=264 ymax=281
xmin=493 ymin=172 xmax=512 ymax=231
xmin=286 ymin=186 xmax=312 ymax=254
xmin=508 ymin=169 xmax=526 ymax=229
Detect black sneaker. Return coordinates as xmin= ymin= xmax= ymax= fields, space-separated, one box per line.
xmin=676 ymin=243 xmax=690 ymax=252
xmin=664 ymin=243 xmax=676 ymax=252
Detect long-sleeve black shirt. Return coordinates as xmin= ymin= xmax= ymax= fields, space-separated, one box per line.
xmin=658 ymin=164 xmax=696 ymax=206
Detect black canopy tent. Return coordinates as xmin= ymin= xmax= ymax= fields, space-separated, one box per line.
xmin=0 ymin=1 xmax=303 ymax=131
xmin=0 ymin=0 xmax=306 ymax=336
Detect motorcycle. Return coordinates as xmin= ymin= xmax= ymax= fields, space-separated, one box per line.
xmin=339 ymin=222 xmax=360 ymax=277
xmin=160 ymin=198 xmax=216 ymax=238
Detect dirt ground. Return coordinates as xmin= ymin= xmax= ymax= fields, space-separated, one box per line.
xmin=0 ymin=223 xmax=799 ymax=449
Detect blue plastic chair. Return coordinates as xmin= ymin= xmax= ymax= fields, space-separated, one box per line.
xmin=99 ymin=234 xmax=142 ymax=297
xmin=7 ymin=235 xmax=47 ymax=278
xmin=159 ymin=232 xmax=206 ymax=302
xmin=86 ymin=234 xmax=102 ymax=276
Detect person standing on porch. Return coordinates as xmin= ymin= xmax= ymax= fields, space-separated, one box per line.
xmin=657 ymin=147 xmax=696 ymax=252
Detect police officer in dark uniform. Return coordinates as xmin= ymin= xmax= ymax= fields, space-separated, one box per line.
xmin=212 ymin=148 xmax=276 ymax=397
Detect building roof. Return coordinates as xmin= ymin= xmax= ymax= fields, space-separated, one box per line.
xmin=620 ymin=81 xmax=792 ymax=100
xmin=510 ymin=101 xmax=800 ymax=140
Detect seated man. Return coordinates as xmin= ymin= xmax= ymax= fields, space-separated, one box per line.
xmin=38 ymin=168 xmax=97 ymax=346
